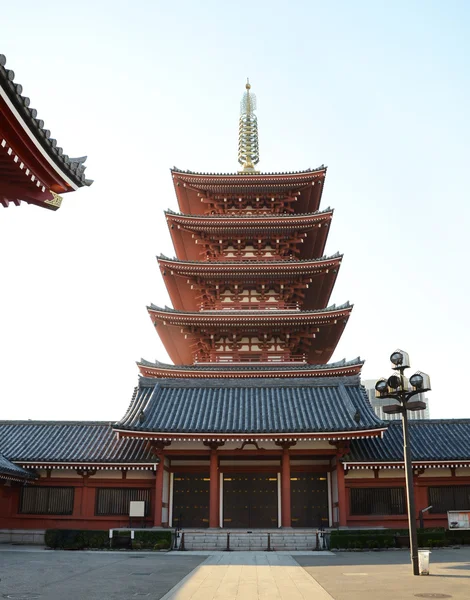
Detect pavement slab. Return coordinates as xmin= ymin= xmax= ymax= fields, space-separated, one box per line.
xmin=295 ymin=548 xmax=470 ymax=600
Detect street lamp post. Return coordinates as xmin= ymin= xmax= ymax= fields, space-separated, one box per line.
xmin=375 ymin=350 xmax=431 ymax=576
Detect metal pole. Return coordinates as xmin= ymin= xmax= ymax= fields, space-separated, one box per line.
xmin=401 ymin=401 xmax=419 ymax=576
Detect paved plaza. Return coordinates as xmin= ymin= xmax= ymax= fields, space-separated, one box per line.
xmin=0 ymin=547 xmax=469 ymax=600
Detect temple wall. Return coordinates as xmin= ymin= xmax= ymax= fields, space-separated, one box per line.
xmin=343 ymin=469 xmax=470 ymax=529
xmin=0 ymin=474 xmax=156 ymax=531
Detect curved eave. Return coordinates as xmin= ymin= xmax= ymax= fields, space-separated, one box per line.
xmin=148 ymin=304 xmax=352 ymax=324
xmin=158 ymin=255 xmax=342 ymax=311
xmin=137 ymin=360 xmax=364 ymax=379
xmin=0 ymin=55 xmax=91 ymax=195
xmin=165 ymin=209 xmax=333 ymax=228
xmin=171 ymin=167 xmax=327 ymax=215
xmin=16 ymin=461 xmax=157 ymax=471
xmin=171 ymin=166 xmax=327 ymax=179
xmin=343 ymin=460 xmax=470 ymax=470
xmin=148 ymin=305 xmax=352 ymax=365
xmin=115 ymin=428 xmax=386 ymax=443
xmin=167 ymin=212 xmax=332 ymax=262
xmin=157 ymin=254 xmax=342 ymax=274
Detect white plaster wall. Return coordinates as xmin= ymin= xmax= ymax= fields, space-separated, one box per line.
xmin=456 ymin=467 xmax=470 ymax=477
xmin=163 ymin=470 xmax=170 ymax=504
xmin=346 ymin=470 xmax=375 ymax=479
xmin=171 ymin=460 xmax=210 ymax=466
xmin=331 ymin=469 xmax=338 ymax=504
xmin=379 ymin=469 xmax=405 ymax=478
xmin=420 ymin=468 xmax=452 ymax=478
xmin=220 ymin=460 xmax=279 ymax=466
xmin=49 ymin=470 xmax=82 ymax=479
xmin=290 ymin=460 xmax=330 ymax=466
xmin=126 ymin=471 xmax=155 ymax=479
xmin=89 ymin=471 xmax=122 ymax=479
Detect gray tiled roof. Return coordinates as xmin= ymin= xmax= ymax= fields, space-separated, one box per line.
xmin=345 ymin=420 xmax=470 ymax=463
xmin=0 ymin=454 xmax=36 ymax=480
xmin=115 ymin=377 xmax=385 ymax=435
xmin=0 ymin=54 xmax=92 ymax=187
xmin=0 ymin=421 xmax=155 ymax=465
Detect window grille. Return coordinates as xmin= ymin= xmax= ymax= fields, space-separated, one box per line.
xmin=350 ymin=487 xmax=406 ymax=515
xmin=19 ymin=486 xmax=74 ymax=515
xmin=429 ymin=486 xmax=470 ymax=513
xmin=95 ymin=488 xmax=151 ymax=516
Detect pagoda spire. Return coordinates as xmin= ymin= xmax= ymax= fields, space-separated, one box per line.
xmin=238 ymin=79 xmax=260 ymax=173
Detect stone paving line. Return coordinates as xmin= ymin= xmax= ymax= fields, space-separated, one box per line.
xmin=159 ymin=552 xmax=335 ymax=600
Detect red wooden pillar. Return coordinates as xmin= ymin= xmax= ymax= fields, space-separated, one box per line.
xmin=336 ymin=461 xmax=347 ymax=526
xmin=209 ymin=448 xmax=219 ymax=528
xmin=281 ymin=446 xmax=291 ymax=527
xmin=154 ymin=459 xmax=164 ymax=527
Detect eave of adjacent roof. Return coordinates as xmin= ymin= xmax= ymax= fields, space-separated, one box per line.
xmin=343 ymin=419 xmax=470 ymax=467
xmin=0 ymin=420 xmax=156 ymax=469
xmin=0 ymin=54 xmax=92 ymax=189
xmin=0 ymin=454 xmax=37 ymax=481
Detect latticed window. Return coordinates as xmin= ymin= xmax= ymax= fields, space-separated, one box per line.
xmin=350 ymin=487 xmax=406 ymax=515
xmin=429 ymin=486 xmax=470 ymax=513
xmin=95 ymin=488 xmax=151 ymax=516
xmin=19 ymin=486 xmax=74 ymax=515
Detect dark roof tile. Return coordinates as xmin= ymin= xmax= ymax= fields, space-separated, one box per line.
xmin=115 ymin=377 xmax=384 ymax=435
xmin=0 ymin=421 xmax=155 ymax=465
xmin=346 ymin=420 xmax=470 ymax=462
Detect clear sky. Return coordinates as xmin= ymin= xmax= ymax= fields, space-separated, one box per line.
xmin=1 ymin=0 xmax=469 ymax=421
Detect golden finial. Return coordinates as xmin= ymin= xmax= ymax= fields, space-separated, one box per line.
xmin=238 ymin=78 xmax=259 ymax=173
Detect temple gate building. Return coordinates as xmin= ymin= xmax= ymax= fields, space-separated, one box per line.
xmin=1 ymin=74 xmax=470 ymax=537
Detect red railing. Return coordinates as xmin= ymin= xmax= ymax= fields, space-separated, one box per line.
xmin=195 ymin=355 xmax=307 ymax=365
xmin=200 ymin=302 xmax=300 ymax=311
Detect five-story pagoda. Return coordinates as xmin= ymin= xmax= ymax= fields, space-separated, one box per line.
xmin=114 ymin=82 xmax=385 ymax=530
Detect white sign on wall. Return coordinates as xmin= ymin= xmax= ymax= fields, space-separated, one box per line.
xmin=129 ymin=500 xmax=145 ymax=517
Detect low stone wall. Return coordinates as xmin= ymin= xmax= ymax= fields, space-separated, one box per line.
xmin=0 ymin=529 xmax=45 ymax=545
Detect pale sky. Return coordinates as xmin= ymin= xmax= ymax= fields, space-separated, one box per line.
xmin=1 ymin=0 xmax=469 ymax=421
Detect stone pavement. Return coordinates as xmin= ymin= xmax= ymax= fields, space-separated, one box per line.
xmin=161 ymin=552 xmax=334 ymax=600
xmin=1 ymin=546 xmax=470 ymax=600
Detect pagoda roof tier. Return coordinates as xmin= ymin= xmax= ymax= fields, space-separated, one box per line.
xmin=137 ymin=357 xmax=364 ymax=379
xmin=344 ymin=420 xmax=470 ymax=469
xmin=0 ymin=55 xmax=92 ymax=210
xmin=171 ymin=166 xmax=326 ymax=215
xmin=166 ymin=209 xmax=333 ymax=261
xmin=158 ymin=254 xmax=342 ymax=311
xmin=148 ymin=303 xmax=352 ymax=365
xmin=0 ymin=421 xmax=156 ymax=470
xmin=114 ymin=376 xmax=386 ymax=442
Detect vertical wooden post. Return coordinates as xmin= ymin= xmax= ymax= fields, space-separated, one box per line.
xmin=209 ymin=448 xmax=219 ymax=528
xmin=281 ymin=446 xmax=291 ymax=527
xmin=154 ymin=459 xmax=164 ymax=527
xmin=336 ymin=461 xmax=347 ymax=527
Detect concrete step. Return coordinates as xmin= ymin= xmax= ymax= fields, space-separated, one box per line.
xmin=180 ymin=530 xmax=322 ymax=551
